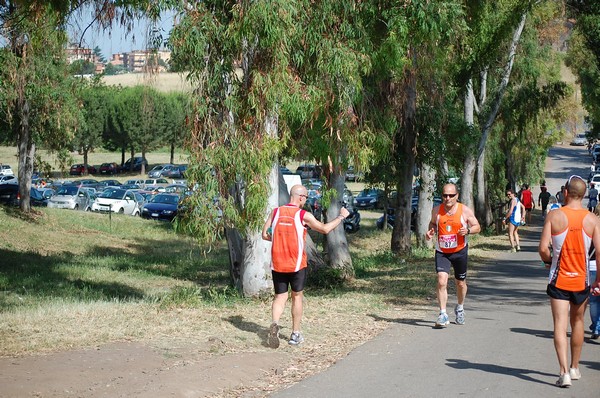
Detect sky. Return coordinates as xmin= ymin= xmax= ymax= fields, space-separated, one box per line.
xmin=68 ymin=9 xmax=175 ymax=61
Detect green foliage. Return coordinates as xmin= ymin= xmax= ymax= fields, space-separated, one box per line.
xmin=68 ymin=59 xmax=96 ymax=75
xmin=103 ymin=63 xmax=127 ymax=75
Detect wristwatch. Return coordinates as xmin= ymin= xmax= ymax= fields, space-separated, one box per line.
xmin=467 ymin=227 xmax=471 ymax=235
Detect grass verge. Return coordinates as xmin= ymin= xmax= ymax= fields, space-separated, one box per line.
xmin=0 ymin=205 xmax=505 ymax=395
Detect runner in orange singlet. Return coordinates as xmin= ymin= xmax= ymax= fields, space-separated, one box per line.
xmin=425 ymin=183 xmax=481 ymax=328
xmin=262 ymin=184 xmax=349 ymax=348
xmin=539 ymin=175 xmax=600 ymax=387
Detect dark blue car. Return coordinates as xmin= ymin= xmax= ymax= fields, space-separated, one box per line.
xmin=140 ymin=193 xmax=180 ymax=221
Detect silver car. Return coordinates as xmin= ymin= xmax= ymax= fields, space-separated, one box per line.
xmin=47 ymin=185 xmax=95 ymax=211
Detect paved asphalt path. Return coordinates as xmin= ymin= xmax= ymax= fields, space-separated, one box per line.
xmin=272 ymin=145 xmax=599 ymax=398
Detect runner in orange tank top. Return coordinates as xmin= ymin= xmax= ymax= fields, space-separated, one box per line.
xmin=262 ymin=184 xmax=349 ymax=348
xmin=539 ymin=175 xmax=600 ymax=387
xmin=425 ymin=183 xmax=480 ymax=328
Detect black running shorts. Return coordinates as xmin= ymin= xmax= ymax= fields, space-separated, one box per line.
xmin=435 ymin=246 xmax=468 ymax=280
xmin=272 ymin=268 xmax=307 ymax=294
xmin=546 ymin=284 xmax=590 ymax=305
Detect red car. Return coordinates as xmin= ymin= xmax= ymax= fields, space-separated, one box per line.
xmin=69 ymin=164 xmax=97 ymax=176
xmin=99 ymin=162 xmax=119 ymax=175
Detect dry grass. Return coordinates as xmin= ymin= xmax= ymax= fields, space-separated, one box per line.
xmin=0 ymin=193 xmax=506 ymax=397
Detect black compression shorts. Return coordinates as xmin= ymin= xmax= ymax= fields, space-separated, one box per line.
xmin=272 ymin=268 xmax=307 ymax=294
xmin=435 ymin=246 xmax=468 ymax=280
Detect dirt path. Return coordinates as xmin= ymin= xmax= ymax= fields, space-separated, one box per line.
xmin=0 ymin=340 xmax=290 ymax=398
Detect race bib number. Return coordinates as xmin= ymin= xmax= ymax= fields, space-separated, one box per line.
xmin=439 ymin=234 xmax=458 ymax=249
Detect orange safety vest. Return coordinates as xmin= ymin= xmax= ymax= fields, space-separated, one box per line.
xmin=270 ymin=205 xmax=307 ymax=273
xmin=436 ymin=203 xmax=467 ymax=254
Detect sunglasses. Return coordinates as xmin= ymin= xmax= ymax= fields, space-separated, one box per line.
xmin=442 ymin=193 xmax=458 ymax=199
xmin=298 ymin=194 xmax=308 ymax=198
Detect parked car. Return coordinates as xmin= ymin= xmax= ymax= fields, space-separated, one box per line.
xmin=148 ymin=164 xmax=175 ymax=178
xmin=164 ymin=184 xmax=189 ymax=194
xmin=0 ymin=164 xmax=14 ymax=176
xmin=47 ymin=185 xmax=95 ymax=211
xmin=121 ymin=183 xmax=142 ymax=190
xmin=140 ymin=193 xmax=181 ymax=221
xmin=345 ymin=166 xmax=363 ymax=182
xmin=69 ymin=164 xmax=97 ymax=176
xmin=162 ymin=164 xmax=188 ymax=179
xmin=29 ymin=188 xmax=51 ymax=207
xmin=0 ymin=175 xmax=17 ymax=184
xmin=95 ymin=180 xmax=122 ymax=192
xmin=91 ymin=188 xmax=142 ymax=215
xmin=124 ymin=179 xmax=145 ymax=186
xmin=122 ymin=157 xmax=148 ymax=172
xmin=280 ymin=166 xmax=293 ymax=175
xmin=295 ymin=164 xmax=322 ymax=179
xmin=99 ymin=162 xmax=120 ymax=175
xmin=0 ymin=184 xmax=18 ymax=205
xmin=376 ymin=196 xmax=442 ymax=230
xmin=143 ymin=178 xmax=169 ymax=188
xmin=354 ymin=188 xmax=385 ymax=209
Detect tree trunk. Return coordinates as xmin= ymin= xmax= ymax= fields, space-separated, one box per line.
xmin=121 ymin=147 xmax=126 ymax=167
xmin=391 ymin=52 xmax=418 ymax=254
xmin=170 ymin=143 xmax=175 ymax=165
xmin=415 ymin=162 xmax=435 ymax=248
xmin=475 ymin=149 xmax=492 ymax=227
xmin=325 ymin=169 xmax=353 ymax=280
xmin=17 ymin=99 xmax=33 ymax=213
xmin=461 ymin=79 xmax=476 ymax=208
xmin=129 ymin=147 xmax=135 ymax=172
xmin=461 ymin=14 xmax=527 ymax=209
xmin=141 ymin=148 xmax=146 ymax=176
xmin=83 ymin=148 xmax=89 ymax=175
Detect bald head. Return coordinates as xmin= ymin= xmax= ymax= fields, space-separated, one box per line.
xmin=290 ymin=184 xmax=307 ymax=198
xmin=565 ymin=176 xmax=586 ymax=200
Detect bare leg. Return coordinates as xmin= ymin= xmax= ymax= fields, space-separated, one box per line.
xmin=271 ymin=292 xmax=288 ymax=324
xmin=291 ymin=290 xmax=304 ymax=332
xmin=550 ymin=298 xmax=570 ymax=374
xmin=508 ymin=223 xmax=516 ymax=248
xmin=514 ymin=226 xmax=520 ymax=248
xmin=437 ymin=272 xmax=449 ymax=310
xmin=455 ymin=278 xmax=467 ymax=305
xmin=569 ymin=300 xmax=588 ymax=370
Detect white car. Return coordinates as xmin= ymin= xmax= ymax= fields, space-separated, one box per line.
xmin=0 ymin=175 xmax=17 ymax=184
xmin=590 ymin=174 xmax=600 ymax=189
xmin=0 ymin=164 xmax=14 ymax=176
xmin=570 ymin=133 xmax=587 ymax=146
xmin=91 ymin=188 xmax=142 ymax=215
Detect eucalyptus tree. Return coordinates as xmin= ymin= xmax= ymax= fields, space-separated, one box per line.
xmin=566 ymin=1 xmax=600 ymax=136
xmin=456 ymin=0 xmax=543 ymax=225
xmin=458 ymin=0 xmax=571 ymax=225
xmin=0 ymin=0 xmax=161 ymax=212
xmin=360 ymin=0 xmax=464 ymax=253
xmin=0 ymin=2 xmax=81 ymax=212
xmin=170 ymin=1 xmax=308 ymax=296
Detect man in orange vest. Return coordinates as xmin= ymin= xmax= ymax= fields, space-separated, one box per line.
xmin=425 ymin=183 xmax=481 ymax=328
xmin=262 ymin=184 xmax=349 ymax=347
xmin=539 ymin=175 xmax=600 ymax=387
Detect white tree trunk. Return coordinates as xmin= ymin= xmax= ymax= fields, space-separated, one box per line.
xmin=416 ymin=162 xmax=435 ymax=248
xmin=462 ymin=13 xmax=527 ymax=210
xmin=461 ymin=79 xmax=476 ymax=208
xmin=238 ymin=115 xmax=279 ymax=297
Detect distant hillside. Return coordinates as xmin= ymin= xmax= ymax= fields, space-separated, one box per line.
xmin=102 ymin=72 xmax=193 ymax=93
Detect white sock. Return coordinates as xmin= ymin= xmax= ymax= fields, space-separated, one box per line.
xmin=456 ymin=304 xmax=464 ymax=311
xmin=440 ymin=309 xmax=446 ymax=314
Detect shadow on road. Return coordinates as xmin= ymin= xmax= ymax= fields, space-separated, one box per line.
xmin=445 ymin=359 xmax=555 ymax=385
